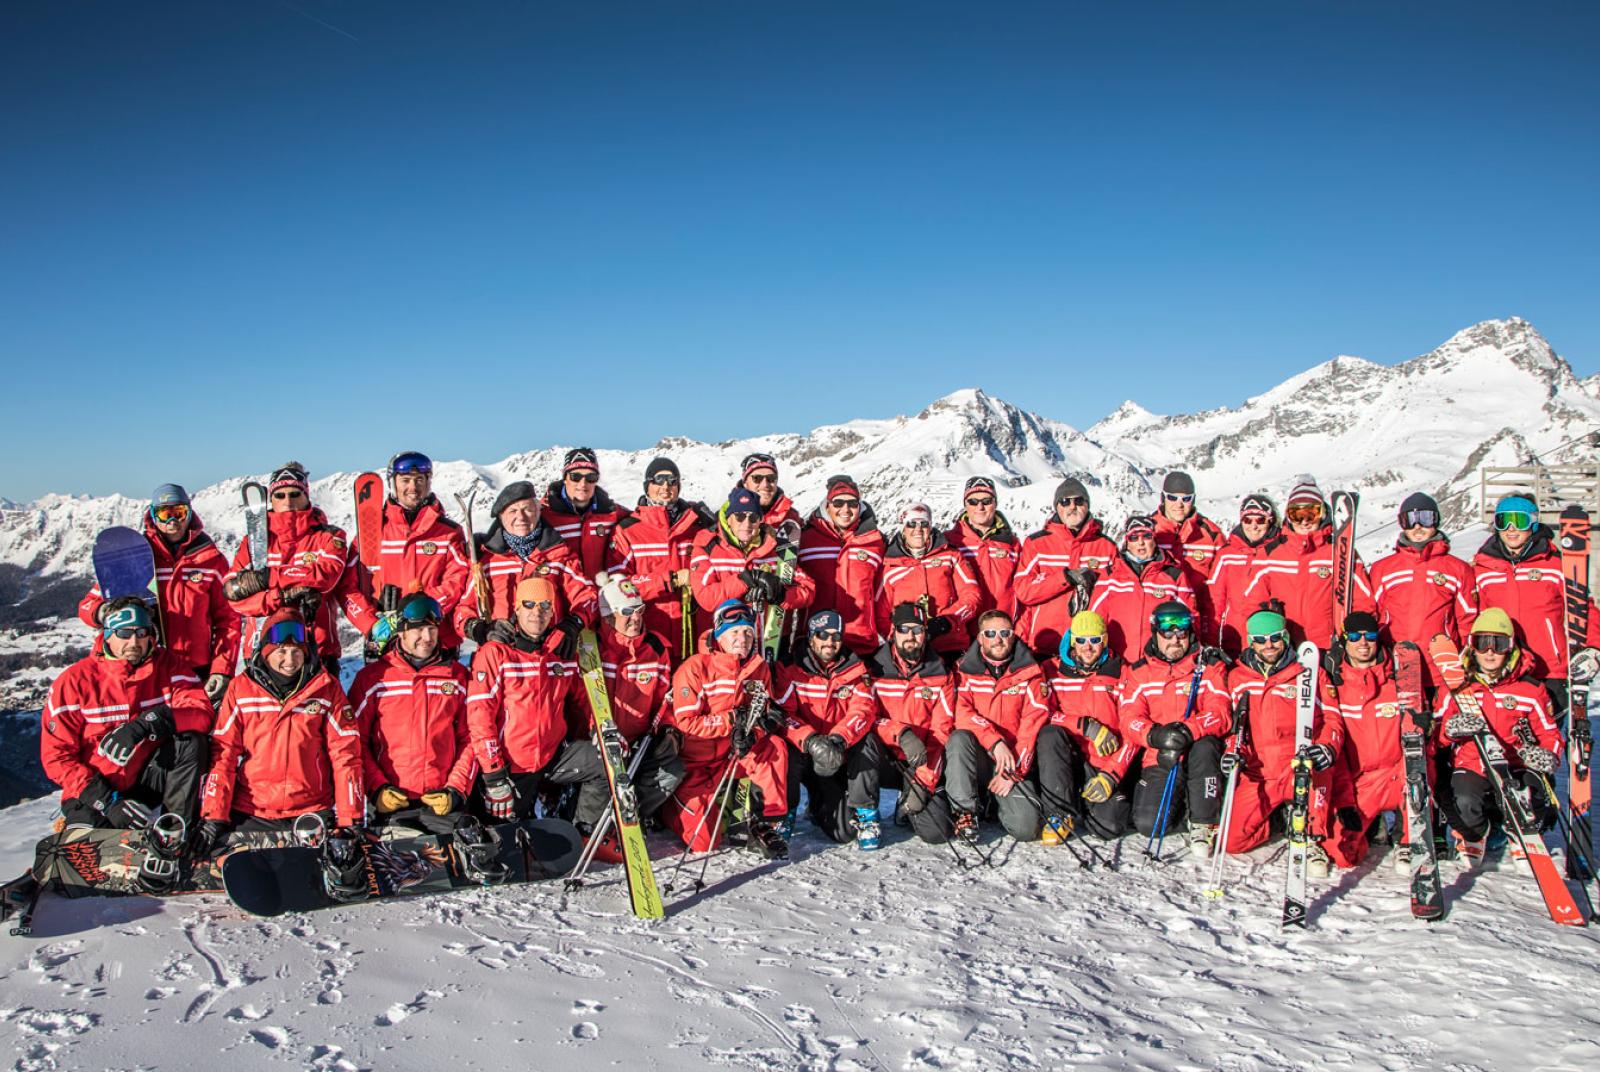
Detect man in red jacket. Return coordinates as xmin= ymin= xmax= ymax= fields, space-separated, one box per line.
xmin=945 ymin=476 xmax=1020 ymax=620
xmin=1370 ymin=492 xmax=1477 ymax=691
xmin=862 ymin=602 xmax=957 ymax=844
xmin=877 ymin=503 xmax=981 ymax=660
xmin=690 ymin=487 xmax=816 ymax=632
xmin=1243 ymin=476 xmax=1374 ymax=649
xmin=1151 ymin=472 xmax=1227 ymax=642
xmin=1015 ymin=476 xmax=1118 ymax=657
xmin=797 ymin=475 xmax=886 ymax=657
xmin=42 ymin=597 xmax=213 ymax=832
xmin=1088 ymin=515 xmax=1196 ymax=663
xmin=542 ymin=447 xmax=630 ymax=580
xmin=1320 ymin=611 xmax=1401 ymax=870
xmin=79 ymin=483 xmax=240 ymax=703
xmin=1208 ymin=494 xmax=1279 ymax=653
xmin=738 ymin=452 xmax=804 ymax=532
xmin=947 ymin=609 xmax=1053 ymax=843
xmin=349 ymin=594 xmax=477 ymax=834
xmin=608 ymin=457 xmax=717 ymax=663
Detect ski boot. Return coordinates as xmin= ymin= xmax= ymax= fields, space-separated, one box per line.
xmin=1392 ymin=843 xmax=1413 ymax=873
xmin=777 ymin=809 xmax=796 ymax=841
xmin=1306 ymin=839 xmax=1332 ymax=880
xmin=1451 ymin=830 xmax=1486 ymax=865
xmin=135 ymin=813 xmax=187 ymax=895
xmin=321 ymin=831 xmax=371 ymax=903
xmin=744 ymin=818 xmax=789 ymax=860
xmin=953 ymin=809 xmax=980 ymax=846
xmin=853 ymin=807 xmax=881 ymax=852
xmin=577 ymin=822 xmax=624 ymax=865
xmin=1186 ymin=823 xmax=1216 ymax=861
xmin=453 ymin=819 xmax=510 ymax=885
xmin=1040 ymin=815 xmax=1073 ymax=846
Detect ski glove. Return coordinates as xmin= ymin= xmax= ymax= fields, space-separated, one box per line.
xmin=223 ymin=568 xmax=268 ymax=601
xmin=486 ymin=618 xmax=520 ymax=645
xmin=102 ymin=795 xmax=156 ymax=830
xmin=1147 ymin=722 xmax=1192 ymax=767
xmin=1517 ymin=743 xmax=1559 ymax=776
xmin=1571 ymin=647 xmax=1600 ymax=684
xmin=373 ymin=785 xmax=410 ymax=814
xmin=804 ymin=733 xmax=846 ymax=778
xmin=203 ymin=673 xmax=231 ymax=704
xmin=739 ymin=569 xmax=786 ymax=604
xmin=1336 ymin=806 xmax=1364 ymax=831
xmin=1219 ymin=750 xmax=1243 ymax=777
xmin=1305 ymin=743 xmax=1337 ymax=771
xmin=480 ymin=768 xmax=518 ymax=821
xmin=192 ymin=819 xmax=230 ymax=856
xmin=757 ymin=705 xmax=788 ymax=735
xmin=463 ymin=617 xmax=492 ymax=645
xmin=97 ymin=705 xmax=176 ymax=768
xmin=1079 ymin=717 xmax=1120 ymax=758
xmin=1444 ymin=708 xmax=1487 ymax=739
xmin=378 ymin=584 xmax=402 ymax=613
xmin=927 ymin=615 xmax=954 ymax=640
xmin=900 ymin=777 xmax=931 ymax=815
xmin=731 ymin=723 xmax=755 ymax=757
xmin=1081 ymin=771 xmax=1116 ymax=805
xmin=421 ymin=789 xmax=464 ymax=817
xmin=282 ymin=585 xmax=322 ymax=620
xmin=1573 ymin=717 xmax=1593 ymax=748
xmin=897 ymin=728 xmax=929 ymax=770
xmin=1197 ymin=645 xmax=1230 ymax=668
xmin=550 ymin=614 xmax=584 ymax=659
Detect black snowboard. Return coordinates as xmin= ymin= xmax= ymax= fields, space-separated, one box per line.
xmin=222 ymin=819 xmax=582 ymax=917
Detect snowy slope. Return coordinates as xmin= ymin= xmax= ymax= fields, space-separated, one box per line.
xmin=0 ymin=794 xmax=1598 ymax=1071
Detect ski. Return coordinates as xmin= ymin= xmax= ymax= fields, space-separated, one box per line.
xmin=1282 ymin=641 xmax=1319 ymax=929
xmin=575 ymin=628 xmax=664 ymax=920
xmin=1331 ymin=490 xmax=1359 ymax=624
xmin=239 ymin=481 xmax=270 ymax=661
xmin=454 ymin=487 xmax=490 ymax=621
xmin=757 ymin=521 xmax=801 ymax=665
xmin=1557 ymin=504 xmax=1594 ymax=883
xmin=1393 ymin=641 xmax=1443 ymax=921
xmin=1203 ymin=694 xmax=1250 ymax=900
xmin=92 ymin=525 xmax=163 ymax=641
xmin=353 ymin=471 xmax=384 ymax=577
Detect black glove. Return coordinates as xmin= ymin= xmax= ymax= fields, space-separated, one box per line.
xmin=550 ymin=613 xmax=583 ymax=659
xmin=77 ymin=777 xmax=156 ymax=830
xmin=898 ymin=728 xmax=929 ymax=769
xmin=1219 ymin=750 xmax=1243 ymax=777
xmin=97 ymin=705 xmax=176 ymax=768
xmin=378 ymin=584 xmax=403 ymax=613
xmin=739 ymin=569 xmax=786 ymax=604
xmin=1573 ymin=717 xmax=1593 ymax=749
xmin=192 ymin=819 xmax=230 ymax=855
xmin=805 ymin=733 xmax=846 ymax=777
xmin=463 ymin=617 xmax=491 ymax=645
xmin=1336 ymin=806 xmax=1364 ymax=831
xmin=1407 ymin=707 xmax=1435 ymax=735
xmin=282 ymin=585 xmax=322 ymax=620
xmin=1197 ymin=645 xmax=1229 ymax=668
xmin=1305 ymin=743 xmax=1337 ymax=771
xmin=1147 ymin=722 xmax=1193 ymax=768
xmin=486 ymin=618 xmax=520 ymax=645
xmin=203 ymin=673 xmax=231 ymax=704
xmin=223 ymin=568 xmax=268 ymax=601
xmin=731 ymin=723 xmax=755 ymax=757
xmin=927 ymin=616 xmax=953 ymax=639
xmin=757 ymin=704 xmax=788 ymax=735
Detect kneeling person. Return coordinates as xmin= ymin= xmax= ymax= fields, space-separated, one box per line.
xmin=864 ymin=602 xmax=957 ymax=845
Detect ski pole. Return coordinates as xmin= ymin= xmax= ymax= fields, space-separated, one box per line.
xmin=680 ymin=588 xmax=694 ymax=662
xmin=1204 ymin=695 xmax=1250 ymax=899
xmin=1145 ymin=762 xmax=1181 ymax=862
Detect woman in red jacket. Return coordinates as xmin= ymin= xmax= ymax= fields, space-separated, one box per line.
xmin=797 ymin=476 xmax=886 ymax=657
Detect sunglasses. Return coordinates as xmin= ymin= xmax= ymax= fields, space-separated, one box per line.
xmin=747 ymin=474 xmax=778 ymax=486
xmin=811 ymin=629 xmax=841 ymax=641
xmin=1343 ymin=630 xmax=1380 ymax=643
xmin=1470 ymin=633 xmax=1514 ymax=654
xmin=728 ymin=511 xmax=760 ymax=524
xmin=566 ymin=472 xmax=599 ymax=484
xmin=264 ymin=620 xmax=307 ymax=645
xmin=1401 ymin=509 xmax=1439 ymax=529
xmin=389 ymin=452 xmax=433 ymax=475
xmin=1071 ymin=635 xmax=1105 ymax=646
xmin=828 ymin=498 xmax=860 ymax=509
xmin=1163 ymin=493 xmax=1195 ymax=504
xmin=272 ymin=489 xmax=305 ymax=501
xmin=1285 ymin=504 xmax=1324 ymax=523
xmin=981 ymin=627 xmax=1013 ymax=640
xmin=648 ymin=474 xmax=679 ymax=486
xmin=894 ymin=623 xmax=926 ymax=636
xmin=1240 ymin=511 xmax=1272 ymax=523
xmin=109 ymin=626 xmax=154 ymax=640
xmin=519 ymin=599 xmax=553 ymax=611
xmin=616 ymin=604 xmax=644 ymax=617
xmin=1057 ymin=496 xmax=1088 ymax=508
xmin=1125 ymin=531 xmax=1155 ymax=542
xmin=904 ymin=520 xmax=931 ymax=530
xmin=151 ymin=503 xmax=190 ymax=524
xmin=1248 ymin=630 xmax=1288 ymax=645
xmin=1494 ymin=511 xmax=1535 ymax=532
xmin=964 ymin=497 xmax=995 ymax=508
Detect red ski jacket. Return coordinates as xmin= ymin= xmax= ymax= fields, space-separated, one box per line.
xmin=78 ymin=515 xmax=240 ymax=677
xmin=576 ymin=629 xmax=673 ymax=743
xmin=773 ymin=650 xmax=878 ymax=750
xmin=945 ymin=513 xmax=1021 ymax=620
xmin=609 ymin=500 xmax=717 ymax=656
xmin=41 ymin=649 xmax=213 ymax=802
xmin=466 ymin=636 xmax=580 ymax=776
xmin=953 ymin=643 xmax=1055 ymax=776
xmin=342 ymin=496 xmax=470 ymax=647
xmin=201 ymin=662 xmax=364 ymax=827
xmin=1227 ymin=653 xmax=1345 ymax=778
xmin=1370 ymin=536 xmax=1477 ymax=687
xmin=541 ymin=482 xmax=629 ymax=580
xmin=455 ymin=523 xmax=598 ymax=638
xmin=1014 ymin=517 xmax=1118 ymax=655
xmin=1119 ymin=649 xmax=1232 ymax=765
xmin=1322 ymin=658 xmax=1407 ymax=781
xmin=1471 ymin=529 xmax=1600 ymax=679
xmin=349 ymin=649 xmax=477 ymax=799
xmin=868 ymin=642 xmax=955 ymax=790
xmin=876 ymin=532 xmax=981 ymax=656
xmin=1152 ymin=511 xmax=1227 ymax=640
xmin=762 ymin=491 xmax=804 ymax=534
xmin=797 ymin=509 xmax=886 ymax=655
xmin=225 ymin=507 xmax=349 ymax=659
xmin=1087 ymin=552 xmax=1196 ymax=663
xmin=689 ymin=524 xmax=817 ymax=614
xmin=1435 ymin=660 xmax=1561 ymax=778
xmin=1207 ymin=528 xmax=1277 ymax=653
xmin=1044 ymin=654 xmax=1136 ymax=778
xmin=1242 ymin=526 xmax=1375 ymax=649
xmin=667 ymin=647 xmax=782 ymax=769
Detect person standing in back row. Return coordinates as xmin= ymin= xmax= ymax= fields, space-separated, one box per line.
xmin=1015 ymin=477 xmax=1118 ymax=657
xmin=945 ymin=476 xmax=1020 ymax=620
xmin=1151 ymin=472 xmax=1227 ymax=644
xmin=542 ymin=447 xmax=630 ymax=580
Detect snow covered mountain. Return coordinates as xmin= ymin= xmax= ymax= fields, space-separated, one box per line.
xmin=1 ymin=317 xmax=1594 ymax=714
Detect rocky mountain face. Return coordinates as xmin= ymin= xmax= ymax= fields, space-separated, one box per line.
xmin=2 ymin=317 xmax=1593 ymax=716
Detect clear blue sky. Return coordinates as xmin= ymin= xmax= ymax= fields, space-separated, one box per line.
xmin=3 ymin=1 xmax=1596 ymax=501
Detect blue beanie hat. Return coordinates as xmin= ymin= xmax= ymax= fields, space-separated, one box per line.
xmin=727 ymin=487 xmax=762 ymax=516
xmin=151 ymin=483 xmax=190 ymax=508
xmin=1495 ymin=494 xmax=1538 ymax=518
xmin=712 ymin=598 xmax=756 ymax=640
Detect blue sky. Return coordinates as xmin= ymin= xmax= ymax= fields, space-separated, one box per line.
xmin=3 ymin=2 xmax=1596 ymax=501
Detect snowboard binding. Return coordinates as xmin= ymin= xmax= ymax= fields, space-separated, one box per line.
xmin=320 ymin=831 xmax=371 ymax=903
xmin=135 ymin=813 xmax=187 ymax=895
xmin=453 ymin=819 xmax=510 ymax=886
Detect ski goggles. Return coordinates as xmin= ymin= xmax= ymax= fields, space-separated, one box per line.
xmin=1284 ymin=503 xmax=1324 ymax=525
xmin=1343 ymin=630 xmax=1380 ymax=643
xmin=263 ymin=620 xmax=307 ymax=646
xmin=1470 ymin=633 xmax=1514 ymax=654
xmin=150 ymin=503 xmax=190 ymax=524
xmin=397 ymin=594 xmax=442 ymax=625
xmin=1248 ymin=629 xmax=1288 ymax=645
xmin=1494 ymin=510 xmax=1535 ymax=532
xmin=980 ymin=627 xmax=1013 ymax=640
xmin=1400 ymin=509 xmax=1439 ymax=529
xmin=713 ymin=601 xmax=756 ymax=629
xmin=388 ymin=451 xmax=433 ymax=476
xmin=647 ymin=473 xmax=679 ymax=486
xmin=1152 ymin=610 xmax=1194 ymax=635
xmin=1163 ymin=493 xmax=1195 ymax=504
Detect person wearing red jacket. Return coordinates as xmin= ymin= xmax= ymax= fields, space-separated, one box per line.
xmin=340 ymin=451 xmax=472 ymax=653
xmin=877 ymin=503 xmax=981 ymax=659
xmin=797 ymin=475 xmax=886 ymax=657
xmin=195 ymin=610 xmax=364 ymax=853
xmin=1319 ymin=612 xmax=1407 ymax=870
xmin=1220 ymin=608 xmax=1349 ymax=876
xmin=608 ymin=457 xmax=717 ymax=664
xmin=1088 ymin=515 xmax=1197 ymax=663
xmin=1208 ymin=494 xmax=1279 ymax=653
xmin=1434 ymin=608 xmax=1563 ymax=859
xmin=465 ymin=577 xmax=608 ymax=834
xmin=1117 ymin=602 xmax=1232 ymax=856
xmin=738 ymin=452 xmax=804 ymax=533
xmin=945 ymin=476 xmax=1020 ymax=620
xmin=541 ymin=447 xmax=630 ymax=580
xmin=861 ymin=602 xmax=957 ymax=844
xmin=349 ymin=594 xmax=477 ymax=835
xmin=223 ymin=462 xmax=349 ymax=675
xmin=690 ymin=487 xmax=817 ymax=630
xmin=947 ymin=610 xmax=1054 ymax=843
xmin=1038 ymin=611 xmax=1134 ymax=841
xmin=1369 ymin=493 xmax=1478 ymax=692
xmin=664 ymin=600 xmax=791 ymax=858
xmin=1151 ymin=472 xmax=1228 ymax=643
xmin=42 ymin=598 xmax=213 ymax=832
xmin=1242 ymin=476 xmax=1374 ymax=650
xmin=1015 ymin=476 xmax=1118 ymax=657
xmin=773 ymin=610 xmax=880 ymax=845
xmin=453 ymin=481 xmax=598 ymax=649
xmin=1472 ymin=493 xmax=1600 ymax=693
xmin=79 ymin=484 xmax=240 ymax=704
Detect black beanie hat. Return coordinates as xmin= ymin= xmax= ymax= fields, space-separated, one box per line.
xmin=1398 ymin=492 xmax=1439 ymax=525
xmin=1343 ymin=610 xmax=1382 ymax=635
xmin=645 ymin=457 xmax=681 ymax=487
xmin=490 ymin=480 xmax=538 ymax=520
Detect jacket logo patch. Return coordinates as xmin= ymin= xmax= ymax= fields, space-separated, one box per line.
xmin=681 ymin=685 xmax=693 ymax=700
xmin=1498 ymin=696 xmax=1516 ymax=711
xmin=299 ymin=552 xmax=318 ymax=566
xmin=302 ymin=699 xmax=327 ymax=716
xmin=1376 ymin=702 xmax=1399 ymax=719
xmin=420 ymin=542 xmax=439 ymax=555
xmin=1274 ymin=684 xmax=1296 ymax=700
xmin=1314 ymin=567 xmax=1331 ymax=579
xmin=440 ymin=682 xmax=459 ymax=696
xmin=1430 ymin=573 xmax=1448 ymax=585
xmin=1527 ymin=569 xmax=1542 ymax=581
xmin=339 ymin=704 xmax=357 ymax=724
xmin=185 ymin=570 xmax=206 ymax=583
xmin=536 ymin=565 xmax=552 ymax=575
xmin=989 ymin=548 xmax=1008 ymax=558
xmin=476 ymin=671 xmax=487 ymax=681
xmin=1004 ymin=685 xmax=1024 ymax=696
xmin=852 ymin=550 xmax=870 ymax=561
xmin=331 ymin=535 xmax=347 ymax=550
xmin=634 ymin=671 xmax=656 ymax=684
xmin=833 ymin=685 xmax=854 ymax=699
xmin=917 ymin=687 xmax=937 ymax=700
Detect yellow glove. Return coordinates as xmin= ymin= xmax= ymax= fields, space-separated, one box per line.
xmin=374 ymin=785 xmax=410 ymax=814
xmin=1081 ymin=717 xmax=1120 ymax=758
xmin=421 ymin=790 xmax=460 ymax=817
xmin=1081 ymin=771 xmax=1117 ymax=805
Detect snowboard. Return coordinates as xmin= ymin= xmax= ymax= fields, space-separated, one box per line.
xmin=222 ymin=819 xmax=582 ymax=918
xmin=93 ymin=526 xmax=162 ymax=639
xmin=1393 ymin=641 xmax=1444 ymax=921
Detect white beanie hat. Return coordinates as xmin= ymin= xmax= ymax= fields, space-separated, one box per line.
xmin=594 ymin=571 xmax=645 ymax=618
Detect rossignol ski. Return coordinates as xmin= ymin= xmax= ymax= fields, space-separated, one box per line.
xmin=1557 ymin=504 xmax=1594 ymax=882
xmin=1393 ymin=641 xmax=1443 ymax=921
xmin=1282 ymin=641 xmax=1319 ymax=929
xmin=239 ymin=481 xmax=270 ymax=662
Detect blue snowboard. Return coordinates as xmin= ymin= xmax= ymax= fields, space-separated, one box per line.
xmin=93 ymin=526 xmax=161 ymax=637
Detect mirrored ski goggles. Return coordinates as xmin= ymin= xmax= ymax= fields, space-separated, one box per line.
xmin=1401 ymin=509 xmax=1439 ymax=529
xmin=397 ymin=595 xmax=442 ymax=625
xmin=1470 ymin=633 xmax=1514 ymax=654
xmin=1285 ymin=503 xmax=1324 ymax=524
xmin=1343 ymin=630 xmax=1380 ymax=643
xmin=647 ymin=473 xmax=679 ymax=486
xmin=1153 ymin=611 xmax=1194 ymax=635
xmin=388 ymin=452 xmax=433 ymax=476
xmin=150 ymin=503 xmax=190 ymax=524
xmin=981 ymin=627 xmax=1014 ymax=640
xmin=264 ymin=620 xmax=308 ymax=646
xmin=1494 ymin=510 xmax=1535 ymax=532
xmin=1248 ymin=630 xmax=1288 ymax=645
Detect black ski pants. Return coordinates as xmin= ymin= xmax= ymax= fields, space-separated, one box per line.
xmin=479 ymin=740 xmax=610 ymax=828
xmin=944 ymin=730 xmax=1043 ymax=842
xmin=1130 ymin=735 xmax=1224 ymax=836
xmin=61 ymin=731 xmax=208 ymax=831
xmin=844 ymin=734 xmax=954 ymax=844
xmin=1441 ymin=769 xmax=1557 ymax=842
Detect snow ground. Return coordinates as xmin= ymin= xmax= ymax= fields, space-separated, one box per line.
xmin=0 ymin=794 xmax=1597 ymax=1072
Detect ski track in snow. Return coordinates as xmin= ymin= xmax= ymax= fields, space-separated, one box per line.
xmin=0 ymin=792 xmax=1598 ymax=1072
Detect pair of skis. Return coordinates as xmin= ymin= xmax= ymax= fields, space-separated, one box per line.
xmin=1557 ymin=506 xmax=1595 ymax=883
